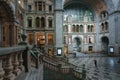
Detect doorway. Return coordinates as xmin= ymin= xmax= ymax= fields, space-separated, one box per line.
xmin=73 ymin=37 xmax=82 ymax=52
xmin=101 ymin=36 xmax=109 ymax=54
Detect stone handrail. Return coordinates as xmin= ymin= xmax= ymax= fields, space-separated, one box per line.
xmin=29 ymin=47 xmax=44 ymax=69
xmin=43 ymin=55 xmax=83 ymax=79
xmin=0 ymin=46 xmax=26 ymax=56
xmin=0 ymin=45 xmax=43 ymax=80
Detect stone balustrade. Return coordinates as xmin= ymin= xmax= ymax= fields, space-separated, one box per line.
xmin=0 ymin=46 xmax=31 ymax=80
xmin=43 ymin=55 xmax=83 ymax=79
xmin=0 ymin=46 xmax=43 ymax=80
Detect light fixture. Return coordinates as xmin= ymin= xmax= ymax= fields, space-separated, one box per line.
xmin=57 ymin=48 xmax=62 ymax=56
xmin=18 ymin=0 xmax=21 ymax=4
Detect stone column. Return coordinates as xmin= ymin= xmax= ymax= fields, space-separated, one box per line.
xmin=0 ymin=58 xmax=4 ymax=80
xmin=95 ymin=16 xmax=101 ymax=52
xmin=18 ymin=52 xmax=24 ymax=71
xmin=13 ymin=53 xmax=20 ymax=76
xmin=3 ymin=55 xmax=15 ymax=80
xmin=13 ymin=24 xmax=17 ymax=46
xmin=0 ymin=18 xmax=2 ymax=46
xmin=108 ymin=11 xmax=120 ymax=55
xmin=35 ymin=32 xmax=37 ymax=45
xmin=54 ymin=0 xmax=64 ymax=56
xmin=33 ymin=17 xmax=35 ymax=28
xmin=22 ymin=47 xmax=31 ymax=72
xmin=84 ymin=24 xmax=87 ymax=33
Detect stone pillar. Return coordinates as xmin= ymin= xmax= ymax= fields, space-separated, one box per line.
xmin=95 ymin=16 xmax=101 ymax=52
xmin=108 ymin=11 xmax=120 ymax=55
xmin=35 ymin=32 xmax=37 ymax=45
xmin=18 ymin=52 xmax=24 ymax=71
xmin=0 ymin=58 xmax=4 ymax=80
xmin=84 ymin=24 xmax=87 ymax=33
xmin=13 ymin=53 xmax=20 ymax=76
xmin=0 ymin=18 xmax=2 ymax=46
xmin=33 ymin=17 xmax=35 ymax=28
xmin=14 ymin=25 xmax=17 ymax=46
xmin=3 ymin=55 xmax=15 ymax=80
xmin=22 ymin=47 xmax=31 ymax=72
xmin=54 ymin=0 xmax=64 ymax=56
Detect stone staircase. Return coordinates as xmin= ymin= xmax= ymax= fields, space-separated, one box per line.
xmin=44 ymin=67 xmax=79 ymax=80
xmin=25 ymin=65 xmax=43 ymax=80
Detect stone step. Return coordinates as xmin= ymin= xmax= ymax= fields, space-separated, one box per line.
xmin=25 ymin=65 xmax=43 ymax=80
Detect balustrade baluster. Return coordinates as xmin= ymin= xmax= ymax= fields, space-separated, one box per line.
xmin=3 ymin=55 xmax=15 ymax=80
xmin=13 ymin=53 xmax=20 ymax=76
xmin=0 ymin=58 xmax=4 ymax=80
xmin=18 ymin=52 xmax=24 ymax=71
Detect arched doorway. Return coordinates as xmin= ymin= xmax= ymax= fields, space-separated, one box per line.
xmin=73 ymin=37 xmax=82 ymax=52
xmin=101 ymin=36 xmax=109 ymax=53
xmin=41 ymin=17 xmax=45 ymax=28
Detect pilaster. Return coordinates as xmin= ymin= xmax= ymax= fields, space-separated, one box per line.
xmin=108 ymin=11 xmax=120 ymax=55
xmin=54 ymin=0 xmax=64 ymax=57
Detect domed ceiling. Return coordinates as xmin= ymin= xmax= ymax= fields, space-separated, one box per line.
xmin=63 ymin=0 xmax=107 ymax=15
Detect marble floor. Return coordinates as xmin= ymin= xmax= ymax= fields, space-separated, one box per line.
xmin=67 ymin=52 xmax=120 ymax=80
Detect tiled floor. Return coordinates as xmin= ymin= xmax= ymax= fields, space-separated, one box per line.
xmin=67 ymin=52 xmax=120 ymax=80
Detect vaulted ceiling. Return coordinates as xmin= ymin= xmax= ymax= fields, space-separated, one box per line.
xmin=64 ymin=0 xmax=108 ymax=15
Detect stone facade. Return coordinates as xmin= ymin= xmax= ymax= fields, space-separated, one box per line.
xmin=24 ymin=0 xmax=120 ymax=56
xmin=25 ymin=0 xmax=55 ymax=56
xmin=0 ymin=0 xmax=24 ymax=47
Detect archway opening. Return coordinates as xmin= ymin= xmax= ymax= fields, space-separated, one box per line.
xmin=73 ymin=37 xmax=82 ymax=52
xmin=101 ymin=36 xmax=109 ymax=54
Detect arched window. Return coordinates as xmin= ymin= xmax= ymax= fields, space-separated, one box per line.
xmin=27 ymin=17 xmax=32 ymax=28
xmin=48 ymin=34 xmax=54 ymax=45
xmin=80 ymin=25 xmax=83 ymax=32
xmin=28 ymin=33 xmax=34 ymax=45
xmin=36 ymin=17 xmax=40 ymax=28
xmin=64 ymin=25 xmax=68 ymax=32
xmin=91 ymin=25 xmax=94 ymax=32
xmin=101 ymin=23 xmax=104 ymax=31
xmin=48 ymin=17 xmax=53 ymax=28
xmin=88 ymin=25 xmax=90 ymax=32
xmin=41 ymin=17 xmax=45 ymax=28
xmin=105 ymin=22 xmax=108 ymax=31
xmin=76 ymin=25 xmax=79 ymax=32
xmin=100 ymin=11 xmax=108 ymax=20
xmin=72 ymin=25 xmax=75 ymax=32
